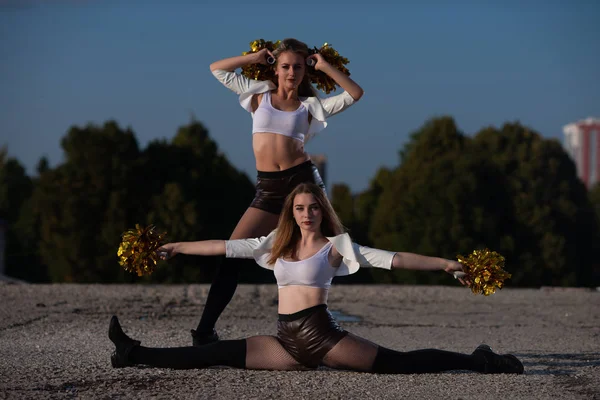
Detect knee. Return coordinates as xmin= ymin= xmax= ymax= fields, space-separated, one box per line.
xmin=323 ymin=357 xmax=345 ymax=370
xmin=371 ymin=346 xmax=406 ymax=374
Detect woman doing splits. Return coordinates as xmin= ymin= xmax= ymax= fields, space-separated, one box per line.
xmin=194 ymin=38 xmax=364 ymax=345
xmin=109 ymin=183 xmax=524 ymax=375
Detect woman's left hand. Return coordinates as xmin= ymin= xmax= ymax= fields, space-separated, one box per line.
xmin=307 ymin=53 xmax=328 ymax=71
xmin=444 ymin=260 xmax=470 ymax=287
xmin=157 ymin=243 xmax=178 ymax=260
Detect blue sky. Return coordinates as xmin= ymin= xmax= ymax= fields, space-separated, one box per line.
xmin=1 ymin=1 xmax=599 ymax=192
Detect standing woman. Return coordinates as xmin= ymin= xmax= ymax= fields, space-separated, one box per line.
xmin=193 ymin=38 xmax=364 ymax=345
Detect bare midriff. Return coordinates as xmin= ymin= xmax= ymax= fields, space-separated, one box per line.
xmin=253 ymin=132 xmax=310 ymax=171
xmin=277 ymin=286 xmax=329 ymax=314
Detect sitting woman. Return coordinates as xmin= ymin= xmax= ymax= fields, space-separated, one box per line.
xmin=108 ymin=183 xmax=524 ymax=374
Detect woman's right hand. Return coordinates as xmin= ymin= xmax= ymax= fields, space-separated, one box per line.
xmin=157 ymin=243 xmax=178 ymax=260
xmin=254 ymin=48 xmax=275 ymax=65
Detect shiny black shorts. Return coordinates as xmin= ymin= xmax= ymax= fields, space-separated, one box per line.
xmin=277 ymin=304 xmax=348 ymax=368
xmin=250 ymin=160 xmax=326 ymax=215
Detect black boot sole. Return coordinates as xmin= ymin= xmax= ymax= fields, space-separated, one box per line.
xmin=473 ymin=344 xmax=524 ymax=374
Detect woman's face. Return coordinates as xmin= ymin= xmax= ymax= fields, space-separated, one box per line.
xmin=293 ymin=193 xmax=322 ymax=233
xmin=275 ymin=51 xmax=306 ymax=91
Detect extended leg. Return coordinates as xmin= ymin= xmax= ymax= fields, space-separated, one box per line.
xmin=129 ymin=335 xmax=305 ymax=370
xmin=129 ymin=339 xmax=247 ymax=369
xmin=371 ymin=347 xmax=475 ymax=374
xmin=321 ymin=333 xmax=523 ymax=374
xmin=110 ymin=316 xmax=303 ymax=370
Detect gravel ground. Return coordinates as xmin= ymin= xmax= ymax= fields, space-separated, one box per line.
xmin=0 ymin=283 xmax=598 ymax=399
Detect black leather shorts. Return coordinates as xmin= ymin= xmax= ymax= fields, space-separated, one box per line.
xmin=250 ymin=160 xmax=326 ymax=215
xmin=277 ymin=304 xmax=348 ymax=368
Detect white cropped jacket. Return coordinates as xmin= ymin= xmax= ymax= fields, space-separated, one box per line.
xmin=225 ymin=230 xmax=396 ymax=276
xmin=212 ymin=69 xmax=357 ymax=141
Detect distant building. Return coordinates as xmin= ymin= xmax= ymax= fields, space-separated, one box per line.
xmin=563 ymin=117 xmax=600 ymax=188
xmin=310 ymin=154 xmax=327 ymax=188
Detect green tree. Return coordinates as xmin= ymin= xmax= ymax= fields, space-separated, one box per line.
xmin=588 ymin=183 xmax=600 ymax=224
xmin=588 ymin=183 xmax=600 ymax=284
xmin=473 ymin=123 xmax=598 ymax=286
xmin=0 ymin=147 xmax=32 ymax=221
xmin=331 ymin=183 xmax=356 ymax=233
xmin=0 ymin=146 xmax=47 ymax=281
xmin=138 ymin=121 xmax=256 ymax=283
xmin=31 ymin=121 xmax=142 ymax=282
xmin=354 ymin=167 xmax=392 ymax=246
xmin=364 ymin=117 xmax=598 ymax=287
xmin=368 ymin=117 xmax=510 ymax=284
xmin=330 ymin=183 xmax=375 ymax=283
xmin=29 ymin=119 xmax=257 ymax=283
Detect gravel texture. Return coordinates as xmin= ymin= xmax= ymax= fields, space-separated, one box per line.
xmin=0 ymin=283 xmax=598 ymax=399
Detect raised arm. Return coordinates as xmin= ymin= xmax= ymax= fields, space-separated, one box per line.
xmin=210 ymin=49 xmax=277 ymax=98
xmin=210 ymin=48 xmax=274 ymax=72
xmin=308 ymin=53 xmax=364 ymax=101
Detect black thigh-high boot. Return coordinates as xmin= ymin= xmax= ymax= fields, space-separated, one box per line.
xmin=128 ymin=340 xmax=247 ymax=370
xmin=192 ymin=257 xmax=241 ymax=345
xmin=371 ymin=345 xmax=524 ymax=374
xmin=109 ymin=316 xmax=246 ymax=370
xmin=371 ymin=347 xmax=475 ymax=374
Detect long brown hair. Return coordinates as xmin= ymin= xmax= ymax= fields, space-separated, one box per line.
xmin=267 ymin=183 xmax=345 ymax=265
xmin=272 ymin=38 xmax=316 ymax=98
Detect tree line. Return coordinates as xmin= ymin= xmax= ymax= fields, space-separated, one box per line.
xmin=1 ymin=117 xmax=599 ymax=287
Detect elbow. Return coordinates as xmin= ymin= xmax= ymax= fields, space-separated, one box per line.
xmin=351 ymin=88 xmax=364 ymax=102
xmin=390 ymin=252 xmax=400 ymax=269
xmin=209 ymin=62 xmax=219 ymax=72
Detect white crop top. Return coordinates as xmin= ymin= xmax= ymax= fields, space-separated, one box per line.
xmin=274 ymin=242 xmax=336 ymax=289
xmin=252 ymin=91 xmax=309 ymax=142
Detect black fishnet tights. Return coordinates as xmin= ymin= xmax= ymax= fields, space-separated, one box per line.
xmin=323 ymin=333 xmax=478 ymax=374
xmin=128 ymin=332 xmax=478 ymax=373
xmin=245 ymin=336 xmax=306 ymax=370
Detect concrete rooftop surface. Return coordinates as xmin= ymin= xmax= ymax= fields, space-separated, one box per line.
xmin=0 ymin=283 xmax=598 ymax=399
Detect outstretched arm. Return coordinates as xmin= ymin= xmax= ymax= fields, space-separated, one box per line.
xmin=330 ymin=239 xmax=468 ymax=286
xmin=391 ymin=253 xmax=460 ymax=272
xmin=391 ymin=252 xmax=468 ymax=285
xmin=158 ymin=241 xmax=226 ymax=259
xmin=159 ymin=236 xmax=268 ymax=260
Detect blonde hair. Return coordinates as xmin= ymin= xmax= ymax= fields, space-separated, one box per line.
xmin=267 ymin=183 xmax=344 ymax=265
xmin=272 ymin=38 xmax=315 ymax=97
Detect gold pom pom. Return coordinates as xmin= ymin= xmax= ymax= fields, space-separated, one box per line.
xmin=240 ymin=39 xmax=351 ymax=94
xmin=309 ymin=43 xmax=350 ymax=94
xmin=457 ymin=249 xmax=512 ymax=296
xmin=117 ymin=224 xmax=167 ymax=276
xmin=241 ymin=39 xmax=280 ymax=82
